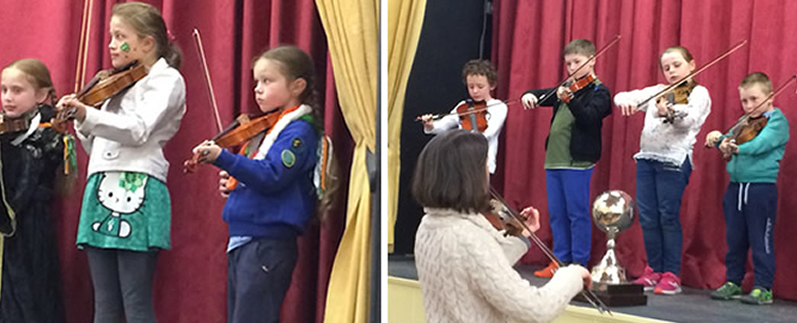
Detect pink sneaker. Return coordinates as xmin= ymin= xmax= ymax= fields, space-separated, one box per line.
xmin=654 ymin=272 xmax=682 ymax=295
xmin=632 ymin=266 xmax=661 ymax=291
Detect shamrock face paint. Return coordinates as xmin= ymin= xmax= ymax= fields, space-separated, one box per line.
xmin=120 ymin=42 xmax=130 ymax=52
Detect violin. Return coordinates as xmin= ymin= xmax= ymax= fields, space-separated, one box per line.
xmin=488 ymin=186 xmax=612 ymax=315
xmin=484 ymin=199 xmax=526 ymax=237
xmin=657 ymin=80 xmax=697 ymax=123
xmin=77 ymin=61 xmax=148 ymax=107
xmin=715 ymin=74 xmax=797 ymax=159
xmin=731 ymin=116 xmax=767 ymax=145
xmin=536 ymin=35 xmax=621 ymax=103
xmin=417 ymin=99 xmax=519 ymax=132
xmin=560 ymin=74 xmax=596 ymax=103
xmin=456 ymin=99 xmax=488 ymax=132
xmin=183 ymin=111 xmax=282 ymax=173
xmin=52 ymin=61 xmax=148 ymax=132
xmin=0 ymin=113 xmax=30 ymax=135
xmin=635 ymin=39 xmax=748 ymax=123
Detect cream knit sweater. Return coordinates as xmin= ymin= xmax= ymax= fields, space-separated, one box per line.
xmin=414 ymin=208 xmax=584 ymax=323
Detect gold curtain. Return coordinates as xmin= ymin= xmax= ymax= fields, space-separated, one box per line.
xmin=387 ymin=0 xmax=426 ymax=252
xmin=315 ymin=0 xmax=377 ymax=322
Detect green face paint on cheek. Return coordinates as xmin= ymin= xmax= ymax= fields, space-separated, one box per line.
xmin=120 ymin=42 xmax=130 ymax=52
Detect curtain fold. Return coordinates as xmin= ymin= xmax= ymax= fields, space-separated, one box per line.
xmin=387 ymin=0 xmax=426 ymax=252
xmin=493 ymin=0 xmax=797 ymax=300
xmin=315 ymin=0 xmax=378 ymax=322
xmin=0 ymin=0 xmax=353 ymax=321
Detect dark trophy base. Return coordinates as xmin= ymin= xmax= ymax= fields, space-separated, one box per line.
xmin=574 ymin=282 xmax=647 ymax=307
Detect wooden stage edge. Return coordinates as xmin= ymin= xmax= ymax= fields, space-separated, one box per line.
xmin=388 ymin=276 xmax=673 ymax=323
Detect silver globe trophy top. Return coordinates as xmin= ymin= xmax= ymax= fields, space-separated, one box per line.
xmin=591 ymin=190 xmax=634 ymax=285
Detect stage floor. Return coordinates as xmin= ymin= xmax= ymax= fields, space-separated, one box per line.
xmin=389 ymin=255 xmax=797 ymax=323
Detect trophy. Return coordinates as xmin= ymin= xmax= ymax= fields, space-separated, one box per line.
xmin=579 ymin=190 xmax=647 ymax=306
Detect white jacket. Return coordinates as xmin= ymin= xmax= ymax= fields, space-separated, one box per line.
xmin=414 ymin=208 xmax=584 ymax=323
xmin=75 ymin=58 xmax=186 ymax=182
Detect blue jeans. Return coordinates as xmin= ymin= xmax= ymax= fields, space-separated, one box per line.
xmin=636 ymin=158 xmax=692 ymax=275
xmin=723 ymin=183 xmax=777 ymax=289
xmin=546 ymin=168 xmax=594 ymax=266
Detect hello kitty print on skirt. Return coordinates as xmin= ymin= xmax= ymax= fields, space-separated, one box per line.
xmin=76 ymin=171 xmax=172 ymax=251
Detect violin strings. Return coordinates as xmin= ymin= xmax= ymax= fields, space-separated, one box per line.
xmin=638 ymin=39 xmax=748 ymax=109
xmin=489 ymin=187 xmax=611 ymax=315
xmin=538 ymin=34 xmax=621 ymax=103
xmin=492 ymin=189 xmax=610 ymax=315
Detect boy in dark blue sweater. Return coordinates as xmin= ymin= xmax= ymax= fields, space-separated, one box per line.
xmin=521 ymin=39 xmax=612 ymax=277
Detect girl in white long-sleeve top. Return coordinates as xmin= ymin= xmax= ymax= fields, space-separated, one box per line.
xmin=613 ymin=46 xmax=712 ymax=296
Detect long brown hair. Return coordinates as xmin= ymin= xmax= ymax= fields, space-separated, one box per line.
xmin=112 ymin=2 xmax=182 ymax=69
xmin=412 ymin=130 xmax=491 ymax=214
xmin=4 ymin=58 xmax=56 ymax=106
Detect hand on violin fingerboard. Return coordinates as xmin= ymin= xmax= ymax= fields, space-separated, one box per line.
xmin=557 ymin=86 xmax=573 ymax=102
xmin=521 ymin=93 xmax=538 ymax=110
xmin=419 ymin=114 xmax=435 ymax=130
xmin=655 ymin=97 xmax=670 ymax=118
xmin=719 ymin=137 xmax=739 ymax=158
xmin=55 ymin=94 xmax=88 ymax=122
xmin=519 ymin=206 xmax=540 ymax=237
xmin=192 ymin=140 xmax=222 ymax=164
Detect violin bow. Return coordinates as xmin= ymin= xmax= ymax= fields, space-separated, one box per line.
xmin=192 ymin=28 xmax=224 ymax=133
xmin=636 ymin=39 xmax=748 ymax=110
xmin=416 ymin=98 xmax=520 ymax=121
xmin=74 ymin=0 xmax=94 ymax=93
xmin=488 ymin=186 xmax=612 ymax=316
xmin=536 ymin=34 xmax=622 ymax=103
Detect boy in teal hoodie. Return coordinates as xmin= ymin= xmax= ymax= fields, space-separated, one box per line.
xmin=705 ymin=72 xmax=790 ymax=305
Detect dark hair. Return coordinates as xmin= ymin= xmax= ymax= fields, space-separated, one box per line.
xmin=112 ymin=2 xmax=182 ymax=69
xmin=461 ymin=59 xmax=498 ymax=87
xmin=563 ymin=39 xmax=596 ymax=57
xmin=739 ymin=72 xmax=772 ymax=94
xmin=660 ymin=46 xmax=694 ymax=68
xmin=412 ymin=130 xmax=491 ymax=214
xmin=4 ymin=58 xmax=56 ymax=106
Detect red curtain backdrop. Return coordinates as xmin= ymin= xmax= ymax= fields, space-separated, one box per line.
xmin=492 ymin=0 xmax=797 ymax=300
xmin=0 ymin=0 xmax=353 ymax=322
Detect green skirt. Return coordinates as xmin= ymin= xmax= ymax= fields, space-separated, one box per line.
xmin=76 ymin=172 xmax=171 ymax=251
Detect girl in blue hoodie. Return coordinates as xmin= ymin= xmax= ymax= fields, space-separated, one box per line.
xmin=192 ymin=45 xmax=319 ymax=322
